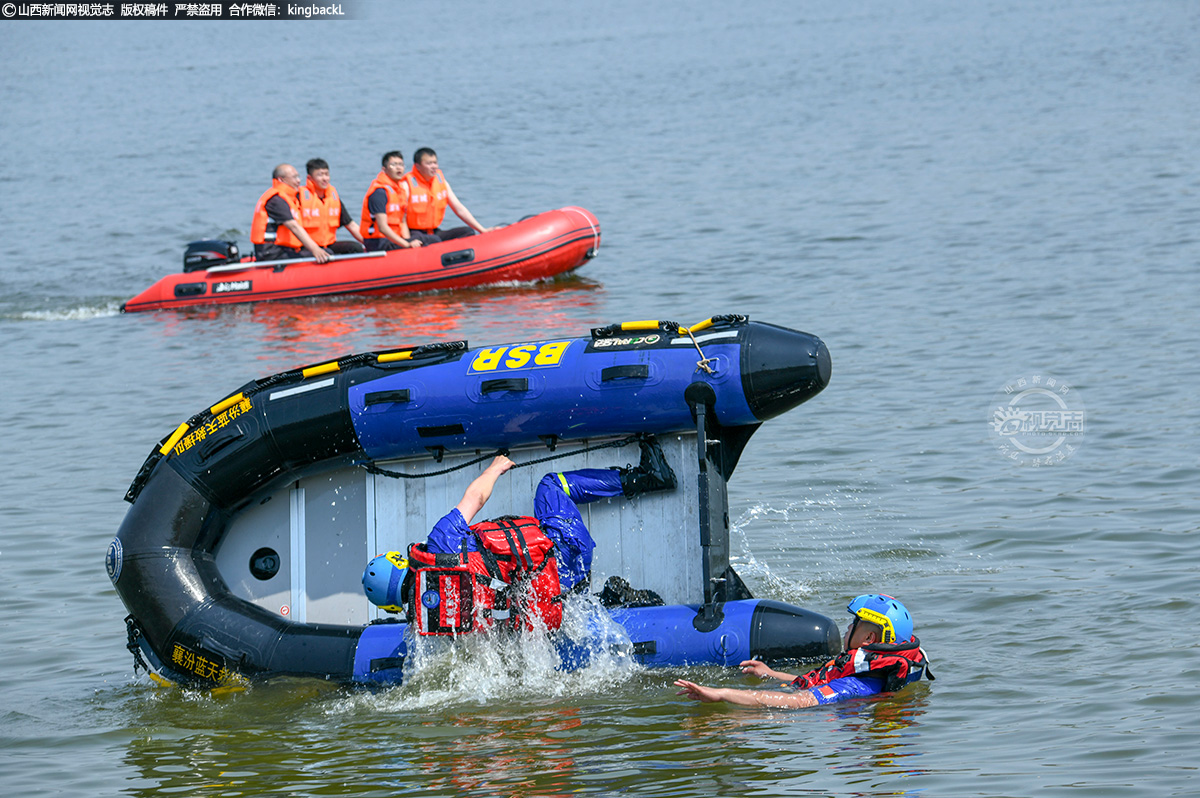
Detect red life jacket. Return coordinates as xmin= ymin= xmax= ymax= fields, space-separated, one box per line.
xmin=405 ymin=516 xmax=562 ymax=636
xmin=791 ymin=637 xmax=933 ymax=693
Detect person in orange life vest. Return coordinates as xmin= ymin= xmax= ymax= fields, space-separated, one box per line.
xmin=425 ymin=438 xmax=677 ymax=592
xmin=675 ymin=594 xmax=933 ymax=708
xmin=360 ymin=151 xmax=424 ymax=253
xmin=250 ymin=164 xmax=331 ymax=263
xmin=403 ymin=147 xmax=499 ymax=246
xmin=300 ymin=158 xmax=365 ymax=255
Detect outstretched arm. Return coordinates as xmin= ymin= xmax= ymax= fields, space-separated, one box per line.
xmin=455 ymin=455 xmax=516 ymax=523
xmin=674 ymin=680 xmax=818 ymax=709
xmin=739 ymin=659 xmax=799 ymax=683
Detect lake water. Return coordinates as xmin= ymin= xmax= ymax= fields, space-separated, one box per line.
xmin=2 ymin=1 xmax=1199 ymax=795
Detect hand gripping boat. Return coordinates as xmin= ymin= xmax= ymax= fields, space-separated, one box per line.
xmin=120 ymin=206 xmax=600 ymax=312
xmin=109 ymin=315 xmax=840 ymax=687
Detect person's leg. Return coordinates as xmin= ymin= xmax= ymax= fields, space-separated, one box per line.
xmin=409 ymin=230 xmax=442 ymax=246
xmin=435 ymin=226 xmax=476 ymax=241
xmin=327 ymin=240 xmax=365 ymax=255
xmin=254 ymin=243 xmax=302 ymax=261
xmin=363 ymin=238 xmax=399 ymax=252
xmin=533 ymin=438 xmax=677 ymax=591
xmin=533 ymin=470 xmax=621 ymax=591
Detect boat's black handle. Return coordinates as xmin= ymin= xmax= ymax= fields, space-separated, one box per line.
xmin=441 ymin=249 xmax=475 ymax=267
xmin=364 ymin=389 xmax=411 ymax=406
xmin=418 ymin=423 xmax=465 ymax=438
xmin=481 ymin=377 xmax=530 ymax=394
xmin=601 ymin=364 xmax=651 ymax=382
xmin=174 ymin=282 xmax=207 ymax=298
xmin=196 ymin=429 xmax=244 ymax=464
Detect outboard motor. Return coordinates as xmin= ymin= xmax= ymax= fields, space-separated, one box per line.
xmin=183 ymin=240 xmax=240 ymax=272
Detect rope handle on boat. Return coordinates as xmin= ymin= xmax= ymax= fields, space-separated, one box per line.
xmin=589 ymin=314 xmax=748 ymax=339
xmin=684 ymin=327 xmax=717 ymax=375
xmin=589 ymin=314 xmax=748 ymax=375
xmin=362 ymin=434 xmax=643 ymax=480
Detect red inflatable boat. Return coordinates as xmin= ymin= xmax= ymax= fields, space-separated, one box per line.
xmin=121 ymin=206 xmax=600 ymax=313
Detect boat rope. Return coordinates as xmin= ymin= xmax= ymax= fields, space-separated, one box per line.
xmin=684 ymin=326 xmax=717 ymax=374
xmin=362 ymin=434 xmax=643 ymax=480
xmin=125 ymin=615 xmax=149 ymax=676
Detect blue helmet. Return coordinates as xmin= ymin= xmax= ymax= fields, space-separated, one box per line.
xmin=847 ymin=593 xmax=913 ymax=644
xmin=362 ymin=551 xmax=409 ymax=613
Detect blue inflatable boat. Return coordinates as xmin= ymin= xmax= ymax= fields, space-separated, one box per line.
xmin=110 ymin=315 xmax=839 ymax=687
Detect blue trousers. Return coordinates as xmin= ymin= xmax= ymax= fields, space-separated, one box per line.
xmin=426 ymin=469 xmax=623 ymax=591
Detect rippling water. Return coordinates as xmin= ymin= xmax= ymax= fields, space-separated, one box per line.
xmin=2 ymin=1 xmax=1199 ymax=795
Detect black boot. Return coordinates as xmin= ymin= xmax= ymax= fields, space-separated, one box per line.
xmin=619 ymin=435 xmax=677 ymax=497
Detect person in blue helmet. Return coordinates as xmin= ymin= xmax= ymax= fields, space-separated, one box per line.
xmin=363 ymin=437 xmax=677 ymax=608
xmin=675 ymin=593 xmax=933 ymax=708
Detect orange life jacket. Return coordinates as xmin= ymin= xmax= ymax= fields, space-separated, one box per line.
xmin=359 ymin=171 xmax=410 ymax=240
xmin=299 ymin=178 xmax=343 ymax=247
xmin=403 ymin=168 xmax=450 ymax=231
xmin=250 ymin=179 xmax=303 ymax=249
xmin=404 ymin=516 xmax=562 ymax=636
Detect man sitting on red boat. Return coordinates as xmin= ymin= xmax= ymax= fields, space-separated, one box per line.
xmin=360 ymin=151 xmax=424 ymax=252
xmin=299 ymin=158 xmax=365 ymax=255
xmin=249 ymin=164 xmax=331 ymax=263
xmin=404 ymin=147 xmax=500 ymax=245
xmin=362 ymin=438 xmax=677 ymax=635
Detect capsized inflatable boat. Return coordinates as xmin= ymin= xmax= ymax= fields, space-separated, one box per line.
xmin=121 ymin=206 xmax=599 ymax=313
xmin=109 ymin=315 xmax=839 ymax=687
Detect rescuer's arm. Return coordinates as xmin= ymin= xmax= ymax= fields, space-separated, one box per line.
xmin=455 ymin=455 xmax=516 ymax=523
xmin=674 ymin=680 xmax=818 ymax=708
xmin=739 ymin=659 xmax=799 ymax=683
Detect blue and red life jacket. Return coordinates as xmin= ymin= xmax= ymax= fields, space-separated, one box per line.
xmin=792 ymin=637 xmax=934 ymax=692
xmin=405 ymin=516 xmax=562 ymax=636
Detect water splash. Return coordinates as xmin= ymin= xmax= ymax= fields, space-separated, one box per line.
xmin=329 ymin=596 xmax=638 ymax=714
xmin=728 ymin=490 xmax=942 ymax=601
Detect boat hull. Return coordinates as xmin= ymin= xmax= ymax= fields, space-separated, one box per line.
xmin=121 ymin=206 xmax=599 ymax=312
xmin=110 ymin=317 xmax=838 ymax=687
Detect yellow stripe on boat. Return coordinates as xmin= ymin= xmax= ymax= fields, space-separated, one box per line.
xmin=209 ymin=393 xmax=246 ymax=415
xmin=377 ymin=351 xmax=414 ymax=363
xmin=159 ymin=423 xmax=189 ymax=455
xmin=302 ymin=362 xmax=340 ymax=378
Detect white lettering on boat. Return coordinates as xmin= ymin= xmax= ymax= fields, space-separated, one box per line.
xmin=214 ymin=280 xmax=252 ymax=293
